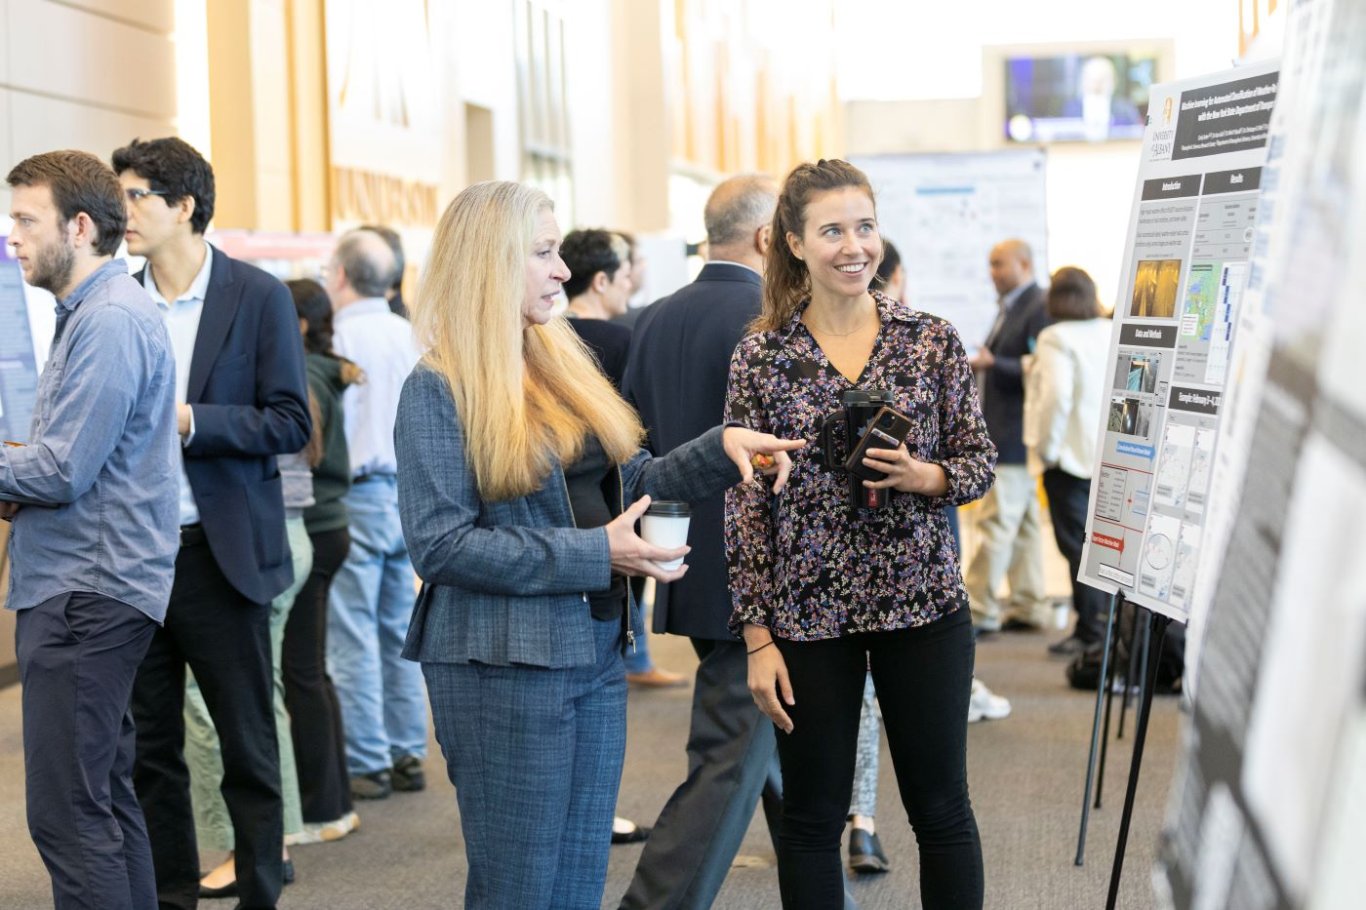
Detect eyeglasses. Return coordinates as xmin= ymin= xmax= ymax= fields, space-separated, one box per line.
xmin=124 ymin=187 xmax=169 ymax=203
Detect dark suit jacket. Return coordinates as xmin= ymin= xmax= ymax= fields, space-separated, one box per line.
xmin=137 ymin=246 xmax=312 ymax=605
xmin=621 ymin=261 xmax=761 ymax=641
xmin=981 ymin=281 xmax=1050 ymax=464
xmin=566 ymin=316 xmax=631 ymax=389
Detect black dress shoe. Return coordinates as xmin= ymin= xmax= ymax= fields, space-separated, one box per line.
xmin=611 ymin=823 xmax=651 ymax=844
xmin=199 ymin=879 xmax=238 ymax=900
xmin=848 ymin=828 xmax=890 ymax=874
xmin=283 ymin=858 xmax=295 ymax=885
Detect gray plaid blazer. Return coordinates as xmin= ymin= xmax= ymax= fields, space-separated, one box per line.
xmin=396 ymin=365 xmax=740 ymax=669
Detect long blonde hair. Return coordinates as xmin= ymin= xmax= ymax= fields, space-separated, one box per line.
xmin=412 ymin=181 xmax=644 ymax=501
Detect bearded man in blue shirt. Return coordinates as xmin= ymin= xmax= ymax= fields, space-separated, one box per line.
xmin=3 ymin=150 xmax=179 ymax=910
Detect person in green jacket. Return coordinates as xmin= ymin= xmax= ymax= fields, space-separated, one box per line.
xmin=281 ymin=278 xmax=366 ymax=843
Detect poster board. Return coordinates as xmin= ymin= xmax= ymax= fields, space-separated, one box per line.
xmin=1076 ymin=60 xmax=1280 ymax=624
xmin=1156 ymin=2 xmax=1366 ymax=907
xmin=0 ymin=240 xmax=40 ymax=444
xmin=850 ymin=150 xmax=1049 ymax=353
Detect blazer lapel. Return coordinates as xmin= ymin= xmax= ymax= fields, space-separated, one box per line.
xmin=187 ymin=246 xmax=240 ymax=403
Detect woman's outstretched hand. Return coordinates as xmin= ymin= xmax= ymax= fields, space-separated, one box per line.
xmin=744 ymin=624 xmax=794 ymax=733
xmin=722 ymin=427 xmax=806 ymax=493
xmin=605 ymin=496 xmax=691 ymax=582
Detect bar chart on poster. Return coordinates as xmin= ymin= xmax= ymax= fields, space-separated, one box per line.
xmin=0 ymin=241 xmax=40 ymax=444
xmin=850 ymin=150 xmax=1049 ymax=354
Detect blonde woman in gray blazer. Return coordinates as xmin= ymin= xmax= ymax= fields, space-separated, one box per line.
xmin=394 ymin=180 xmax=803 ymax=910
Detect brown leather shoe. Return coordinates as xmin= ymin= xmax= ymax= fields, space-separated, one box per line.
xmin=625 ymin=668 xmax=688 ymax=688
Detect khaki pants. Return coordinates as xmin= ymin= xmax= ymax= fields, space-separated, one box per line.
xmin=965 ymin=465 xmax=1050 ymax=630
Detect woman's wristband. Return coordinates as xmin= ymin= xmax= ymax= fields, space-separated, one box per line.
xmin=747 ymin=640 xmax=776 ymax=656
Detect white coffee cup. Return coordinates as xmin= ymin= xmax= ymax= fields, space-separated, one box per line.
xmin=640 ymin=501 xmax=691 ymax=570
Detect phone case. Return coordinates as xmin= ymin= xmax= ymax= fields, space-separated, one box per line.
xmin=843 ymin=406 xmax=913 ymax=482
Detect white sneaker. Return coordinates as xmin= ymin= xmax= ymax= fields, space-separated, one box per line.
xmin=968 ymin=678 xmax=1011 ymax=723
xmin=284 ymin=810 xmax=360 ymax=845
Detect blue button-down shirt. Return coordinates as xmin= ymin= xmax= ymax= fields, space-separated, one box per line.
xmin=0 ymin=260 xmax=180 ymax=621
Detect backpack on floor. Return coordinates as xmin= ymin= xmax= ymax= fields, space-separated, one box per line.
xmin=1066 ymin=603 xmax=1185 ymax=695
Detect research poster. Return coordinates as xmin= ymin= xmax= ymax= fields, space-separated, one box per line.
xmin=1155 ymin=3 xmax=1366 ymax=908
xmin=851 ymin=150 xmax=1049 ymax=353
xmin=1077 ymin=60 xmax=1280 ymax=623
xmin=0 ymin=240 xmax=40 ymax=444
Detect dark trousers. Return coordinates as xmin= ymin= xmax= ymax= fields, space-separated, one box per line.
xmin=1041 ymin=469 xmax=1109 ymax=643
xmin=282 ymin=526 xmax=355 ymax=823
xmin=619 ymin=637 xmax=784 ymax=910
xmin=774 ymin=610 xmax=983 ymax=910
xmin=131 ymin=542 xmax=283 ymax=910
xmin=18 ymin=592 xmax=158 ymax=910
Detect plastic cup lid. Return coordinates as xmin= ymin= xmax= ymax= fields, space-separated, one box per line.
xmin=645 ymin=500 xmax=690 ymax=516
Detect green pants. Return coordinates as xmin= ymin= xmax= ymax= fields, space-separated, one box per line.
xmin=185 ymin=516 xmax=311 ymax=850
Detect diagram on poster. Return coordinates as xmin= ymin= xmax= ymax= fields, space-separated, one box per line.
xmin=1078 ymin=60 xmax=1280 ymax=623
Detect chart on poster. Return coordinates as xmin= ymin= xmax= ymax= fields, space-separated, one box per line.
xmin=850 ymin=150 xmax=1049 ymax=353
xmin=0 ymin=241 xmax=40 ymax=444
xmin=1076 ymin=59 xmax=1280 ymax=624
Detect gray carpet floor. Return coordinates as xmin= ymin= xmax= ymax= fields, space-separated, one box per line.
xmin=0 ymin=625 xmax=1179 ymax=909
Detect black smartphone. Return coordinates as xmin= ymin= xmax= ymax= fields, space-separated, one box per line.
xmin=843 ymin=406 xmax=913 ymax=482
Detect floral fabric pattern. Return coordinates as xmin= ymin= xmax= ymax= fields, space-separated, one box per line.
xmin=725 ymin=292 xmax=997 ymax=641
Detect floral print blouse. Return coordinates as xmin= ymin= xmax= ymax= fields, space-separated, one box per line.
xmin=724 ymin=292 xmax=997 ymax=641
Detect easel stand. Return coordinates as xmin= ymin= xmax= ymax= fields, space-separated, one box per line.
xmin=1105 ymin=610 xmax=1173 ymax=910
xmin=1094 ymin=605 xmax=1153 ymax=827
xmin=1074 ymin=592 xmax=1121 ymax=865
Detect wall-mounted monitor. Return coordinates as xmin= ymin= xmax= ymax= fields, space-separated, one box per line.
xmin=1004 ymin=51 xmax=1159 ymax=143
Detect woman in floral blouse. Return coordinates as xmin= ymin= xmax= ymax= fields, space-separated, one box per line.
xmin=725 ymin=159 xmax=996 ymax=910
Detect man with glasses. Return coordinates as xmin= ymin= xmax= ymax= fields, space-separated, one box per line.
xmin=113 ymin=137 xmax=311 ymax=910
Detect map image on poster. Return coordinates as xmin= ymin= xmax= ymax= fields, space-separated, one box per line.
xmin=0 ymin=239 xmax=40 ymax=443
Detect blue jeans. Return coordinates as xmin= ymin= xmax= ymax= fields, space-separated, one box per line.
xmin=424 ymin=618 xmax=626 ymax=909
xmin=328 ymin=476 xmax=427 ymax=775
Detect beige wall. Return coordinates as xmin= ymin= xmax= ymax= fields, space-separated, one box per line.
xmin=0 ymin=0 xmax=178 ymax=674
xmin=0 ymin=0 xmax=178 ymax=212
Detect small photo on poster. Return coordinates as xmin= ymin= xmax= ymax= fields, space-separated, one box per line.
xmin=1108 ymin=395 xmax=1153 ymax=438
xmin=1130 ymin=258 xmax=1182 ymax=318
xmin=1114 ymin=351 xmax=1162 ymax=393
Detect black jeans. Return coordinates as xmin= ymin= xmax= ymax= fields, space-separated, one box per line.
xmin=282 ymin=526 xmax=354 ymax=823
xmin=18 ymin=592 xmax=158 ymax=910
xmin=773 ymin=609 xmax=982 ymax=910
xmin=1041 ymin=469 xmax=1110 ymax=643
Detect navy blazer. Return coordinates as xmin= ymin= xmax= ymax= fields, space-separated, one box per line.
xmin=137 ymin=246 xmax=312 ymax=604
xmin=621 ymin=262 xmax=762 ymax=641
xmin=981 ymin=281 xmax=1050 ymax=464
xmin=396 ymin=364 xmax=741 ymax=669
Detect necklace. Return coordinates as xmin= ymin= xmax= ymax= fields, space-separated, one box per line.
xmin=805 ymin=309 xmax=874 ymax=338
